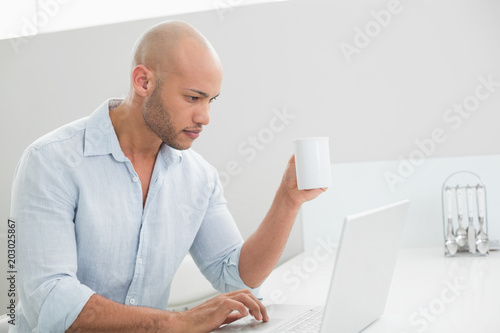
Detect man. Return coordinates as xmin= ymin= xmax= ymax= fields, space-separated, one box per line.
xmin=10 ymin=21 xmax=325 ymax=332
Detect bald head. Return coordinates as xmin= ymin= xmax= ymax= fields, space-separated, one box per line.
xmin=132 ymin=21 xmax=220 ymax=79
xmin=112 ymin=21 xmax=223 ymax=151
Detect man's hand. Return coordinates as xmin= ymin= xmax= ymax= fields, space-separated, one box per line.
xmin=67 ymin=290 xmax=266 ymax=333
xmin=178 ymin=289 xmax=268 ymax=332
xmin=280 ymin=155 xmax=327 ymax=208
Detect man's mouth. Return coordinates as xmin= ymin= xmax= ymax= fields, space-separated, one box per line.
xmin=183 ymin=129 xmax=202 ymax=139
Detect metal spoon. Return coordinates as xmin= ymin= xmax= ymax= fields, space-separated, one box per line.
xmin=444 ymin=187 xmax=457 ymax=255
xmin=475 ymin=185 xmax=489 ymax=254
xmin=445 ymin=218 xmax=458 ymax=255
xmin=476 ymin=217 xmax=489 ymax=254
xmin=466 ymin=186 xmax=476 ymax=254
xmin=455 ymin=186 xmax=467 ymax=247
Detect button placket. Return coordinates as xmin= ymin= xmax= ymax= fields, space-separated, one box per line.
xmin=125 ymin=204 xmax=151 ymax=307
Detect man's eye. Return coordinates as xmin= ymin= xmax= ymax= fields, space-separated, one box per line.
xmin=209 ymin=96 xmax=217 ymax=103
xmin=187 ymin=96 xmax=198 ymax=101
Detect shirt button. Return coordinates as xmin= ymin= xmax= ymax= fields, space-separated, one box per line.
xmin=137 ymin=258 xmax=143 ymax=264
xmin=130 ymin=298 xmax=136 ymax=305
xmin=132 ymin=176 xmax=139 ymax=182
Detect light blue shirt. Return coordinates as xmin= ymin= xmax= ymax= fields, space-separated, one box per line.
xmin=10 ymin=99 xmax=257 ymax=332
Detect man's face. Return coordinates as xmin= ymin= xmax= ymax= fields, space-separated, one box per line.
xmin=142 ymin=44 xmax=222 ymax=151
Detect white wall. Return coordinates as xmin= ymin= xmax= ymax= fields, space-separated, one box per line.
xmin=302 ymin=155 xmax=500 ymax=251
xmin=1 ymin=0 xmax=499 ymax=311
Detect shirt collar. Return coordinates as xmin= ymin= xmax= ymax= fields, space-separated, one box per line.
xmin=84 ymin=99 xmax=182 ymax=165
xmin=159 ymin=143 xmax=183 ymax=166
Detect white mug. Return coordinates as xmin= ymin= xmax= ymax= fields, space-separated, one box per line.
xmin=293 ymin=137 xmax=331 ymax=190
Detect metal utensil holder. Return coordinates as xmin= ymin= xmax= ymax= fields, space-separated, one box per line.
xmin=442 ymin=171 xmax=489 ymax=256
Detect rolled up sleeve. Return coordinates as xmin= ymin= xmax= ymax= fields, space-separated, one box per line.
xmin=11 ymin=146 xmax=95 ymax=332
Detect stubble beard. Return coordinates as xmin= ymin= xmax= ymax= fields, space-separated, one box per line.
xmin=142 ymin=83 xmax=188 ymax=150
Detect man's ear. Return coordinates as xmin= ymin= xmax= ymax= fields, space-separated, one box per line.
xmin=132 ymin=65 xmax=155 ymax=97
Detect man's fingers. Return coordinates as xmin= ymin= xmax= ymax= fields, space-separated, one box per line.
xmin=223 ymin=298 xmax=249 ymax=317
xmin=247 ymin=292 xmax=268 ymax=321
xmin=248 ymin=294 xmax=268 ymax=322
xmin=222 ymin=311 xmax=246 ymax=325
xmin=227 ymin=292 xmax=267 ymax=322
xmin=181 ymin=290 xmax=269 ymax=332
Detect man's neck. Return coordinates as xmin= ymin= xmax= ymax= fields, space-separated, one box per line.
xmin=109 ymin=97 xmax=162 ymax=161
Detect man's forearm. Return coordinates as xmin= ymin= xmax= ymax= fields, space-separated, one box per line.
xmin=66 ymin=294 xmax=181 ymax=333
xmin=238 ymin=156 xmax=326 ymax=289
xmin=67 ymin=290 xmax=268 ymax=333
xmin=238 ymin=185 xmax=301 ymax=288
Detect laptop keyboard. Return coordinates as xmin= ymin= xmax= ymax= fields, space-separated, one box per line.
xmin=272 ymin=308 xmax=324 ymax=333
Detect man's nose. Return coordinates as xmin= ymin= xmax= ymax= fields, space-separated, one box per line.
xmin=193 ymin=103 xmax=210 ymax=126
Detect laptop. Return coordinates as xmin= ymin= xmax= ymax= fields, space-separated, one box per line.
xmin=213 ymin=199 xmax=410 ymax=332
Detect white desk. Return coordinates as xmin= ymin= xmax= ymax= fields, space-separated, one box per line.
xmin=260 ymin=247 xmax=500 ymax=332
